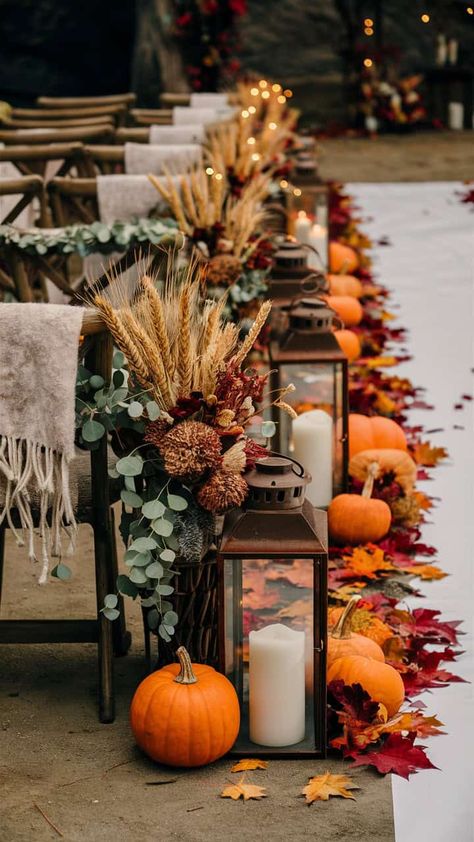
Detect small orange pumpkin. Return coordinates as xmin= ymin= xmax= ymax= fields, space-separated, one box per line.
xmin=349 ymin=413 xmax=408 ymax=459
xmin=328 ymin=461 xmax=392 ymax=545
xmin=325 ymin=295 xmax=363 ymax=327
xmin=327 ymin=596 xmax=385 ymax=668
xmin=335 ymin=328 xmax=361 ymax=362
xmin=327 ymin=655 xmax=405 ymax=717
xmin=328 ymin=273 xmax=363 ymax=298
xmin=130 ymin=647 xmax=240 ymax=767
xmin=350 ymin=448 xmax=417 ymax=494
xmin=329 ymin=241 xmax=359 ymax=274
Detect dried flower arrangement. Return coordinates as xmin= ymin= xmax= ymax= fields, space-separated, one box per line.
xmin=78 ymin=261 xmax=293 ymax=639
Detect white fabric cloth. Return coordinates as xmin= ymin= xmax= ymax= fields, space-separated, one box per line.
xmin=349 ymin=182 xmax=474 ymax=842
xmin=190 ymin=92 xmax=229 ymax=107
xmin=124 ymin=142 xmax=202 ymax=175
xmin=149 ymin=124 xmax=206 ymax=145
xmin=97 ymin=173 xmax=180 ymax=223
xmin=172 ymin=106 xmax=233 ymax=125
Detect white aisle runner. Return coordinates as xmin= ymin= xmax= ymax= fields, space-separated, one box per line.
xmin=349 ymin=183 xmax=474 ymax=842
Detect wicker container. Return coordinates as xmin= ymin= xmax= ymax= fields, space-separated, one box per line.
xmin=143 ymin=552 xmax=219 ymax=670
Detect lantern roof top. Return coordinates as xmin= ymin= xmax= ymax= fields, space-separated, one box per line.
xmin=219 ymin=501 xmax=327 ymax=558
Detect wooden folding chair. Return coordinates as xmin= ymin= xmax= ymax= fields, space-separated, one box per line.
xmin=0 ymin=175 xmax=49 ymax=300
xmin=115 ymin=127 xmax=149 ymax=144
xmin=160 ymin=93 xmax=191 ymax=107
xmin=81 ymin=145 xmax=125 ymax=177
xmin=0 ymin=143 xmax=87 ymax=184
xmin=47 ymin=176 xmax=99 ymax=226
xmin=0 ymin=309 xmax=131 ymax=722
xmin=130 ymin=109 xmax=173 ymax=127
xmin=0 ymin=125 xmax=115 ymax=147
xmin=37 ymin=93 xmax=136 ymax=109
xmin=1 ymin=116 xmax=118 ymax=131
xmin=10 ymin=104 xmax=129 ymax=127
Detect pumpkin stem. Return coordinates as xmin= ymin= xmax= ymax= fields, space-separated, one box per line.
xmin=331 ymin=595 xmax=361 ymax=640
xmin=174 ymin=646 xmax=198 ymax=685
xmin=361 ymin=461 xmax=379 ymax=499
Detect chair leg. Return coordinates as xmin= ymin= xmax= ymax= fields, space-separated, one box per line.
xmin=108 ymin=507 xmax=131 ymax=657
xmin=93 ymin=519 xmax=115 ymax=723
xmin=0 ymin=524 xmax=5 ymax=610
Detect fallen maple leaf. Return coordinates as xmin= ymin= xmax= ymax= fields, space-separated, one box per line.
xmin=383 ymin=711 xmax=445 ymax=739
xmin=302 ymin=771 xmax=359 ymax=804
xmin=349 ymin=733 xmax=437 ymax=779
xmin=343 ymin=545 xmax=395 ymax=580
xmin=221 ymin=777 xmax=267 ymax=801
xmin=411 ymin=441 xmax=448 ymax=467
xmin=405 ymin=564 xmax=447 ymax=581
xmin=231 ymin=759 xmax=268 ymax=773
xmin=364 ymin=355 xmax=398 ymax=369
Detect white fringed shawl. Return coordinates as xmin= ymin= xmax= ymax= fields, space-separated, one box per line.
xmin=0 ymin=303 xmax=83 ymax=582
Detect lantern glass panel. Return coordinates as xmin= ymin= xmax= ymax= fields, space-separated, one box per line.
xmin=222 ymin=556 xmax=319 ymax=754
xmin=277 ymin=360 xmax=345 ymax=497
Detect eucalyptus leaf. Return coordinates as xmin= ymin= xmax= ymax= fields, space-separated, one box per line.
xmin=261 ymin=420 xmax=277 ymax=438
xmin=128 ymin=401 xmax=143 ymax=419
xmin=158 ymin=625 xmax=171 ymax=642
xmin=142 ymin=499 xmax=165 ymax=520
xmin=51 ymin=563 xmax=72 ymax=581
xmin=140 ymin=594 xmax=157 ymax=608
xmin=82 ymin=418 xmax=106 ymax=443
xmin=145 ymin=561 xmax=164 ymax=579
xmin=113 ymin=369 xmax=125 ymax=388
xmin=89 ymin=374 xmax=105 ymax=389
xmin=103 ymin=607 xmax=120 ymax=621
xmin=113 ymin=351 xmax=125 ymax=369
xmin=160 ymin=549 xmax=176 ymax=563
xmin=162 ymin=624 xmax=176 ymax=635
xmin=124 ymin=476 xmax=136 ymax=492
xmin=104 ymin=594 xmax=118 ymax=609
xmin=116 ymin=574 xmax=139 ymax=598
xmin=167 ymin=494 xmax=188 ymax=512
xmin=147 ymin=609 xmax=160 ymax=630
xmin=116 ymin=455 xmax=143 ymax=477
xmin=146 ymin=401 xmax=160 ymax=421
xmin=151 ymin=517 xmax=173 ymax=537
xmin=129 ymin=566 xmax=148 ymax=585
xmin=120 ymin=489 xmax=143 ymax=508
xmin=157 ymin=584 xmax=174 ymax=596
xmin=163 ymin=610 xmax=178 ymax=626
xmin=129 ymin=536 xmax=157 ymax=552
xmin=125 ymin=551 xmax=152 ymax=568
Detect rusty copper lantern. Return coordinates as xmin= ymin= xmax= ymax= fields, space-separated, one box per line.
xmin=268 ymin=237 xmax=327 ymax=305
xmin=288 ymin=153 xmax=330 ymax=270
xmin=269 ymin=297 xmax=349 ymax=508
xmin=218 ymin=455 xmax=328 ymax=758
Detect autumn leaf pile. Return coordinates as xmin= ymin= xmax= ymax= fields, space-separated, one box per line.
xmin=326 ymin=185 xmax=465 ymax=777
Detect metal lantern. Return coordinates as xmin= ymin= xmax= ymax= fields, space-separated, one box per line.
xmin=218 ymin=455 xmax=328 ymax=758
xmin=268 ymin=237 xmax=327 ymax=305
xmin=288 ymin=154 xmax=330 ymax=272
xmin=269 ymin=298 xmax=349 ymax=507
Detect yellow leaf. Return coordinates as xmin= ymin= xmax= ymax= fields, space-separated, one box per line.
xmin=411 ymin=441 xmax=448 ymax=467
xmin=405 ymin=564 xmax=447 ymax=581
xmin=413 ymin=490 xmax=433 ymax=511
xmin=231 ymin=759 xmax=268 ymax=773
xmin=221 ymin=777 xmax=267 ymax=801
xmin=365 ymin=355 xmax=398 ymax=369
xmin=374 ymin=392 xmax=398 ymax=415
xmin=344 ymin=545 xmax=395 ymax=579
xmin=302 ymin=772 xmax=359 ymax=804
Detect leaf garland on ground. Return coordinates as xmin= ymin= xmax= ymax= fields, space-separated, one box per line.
xmin=327 ymin=185 xmax=463 ymax=777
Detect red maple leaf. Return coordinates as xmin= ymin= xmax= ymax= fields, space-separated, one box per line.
xmin=407 ymin=609 xmax=462 ymax=646
xmin=328 ymin=680 xmax=380 ymax=723
xmin=349 ymin=733 xmax=437 ymax=779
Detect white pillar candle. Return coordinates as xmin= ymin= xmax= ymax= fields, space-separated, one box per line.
xmin=447 ymin=38 xmax=458 ymax=65
xmin=307 ymin=223 xmax=328 ymax=270
xmin=249 ymin=623 xmax=305 ymax=746
xmin=448 ymin=102 xmax=464 ymax=130
xmin=294 ymin=211 xmax=311 ymax=244
xmin=292 ymin=408 xmax=333 ymax=507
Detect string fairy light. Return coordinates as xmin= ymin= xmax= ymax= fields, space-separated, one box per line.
xmin=247 ymin=136 xmax=256 ymax=145
xmin=261 ymin=90 xmax=270 ymax=99
xmin=272 ymin=83 xmax=282 ymax=92
xmin=467 ymin=5 xmax=474 ymax=13
xmin=205 ymin=167 xmax=214 ymax=175
xmin=250 ymin=87 xmax=259 ymax=96
xmin=421 ymin=12 xmax=430 ymax=22
xmin=258 ymin=79 xmax=268 ymax=88
xmin=363 ymin=58 xmax=373 ymax=67
xmin=364 ymin=17 xmax=373 ymax=26
xmin=248 ymin=105 xmax=256 ymax=114
xmin=268 ymin=121 xmax=277 ymax=130
xmin=280 ymin=179 xmax=288 ymax=189
xmin=277 ymin=95 xmax=286 ymax=104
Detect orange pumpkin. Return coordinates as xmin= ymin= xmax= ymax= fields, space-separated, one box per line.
xmin=328 ymin=461 xmax=392 ymax=545
xmin=350 ymin=448 xmax=417 ymax=494
xmin=325 ymin=295 xmax=363 ymax=327
xmin=335 ymin=328 xmax=361 ymax=362
xmin=349 ymin=413 xmax=408 ymax=459
xmin=327 ymin=655 xmax=405 ymax=717
xmin=329 ymin=241 xmax=359 ymax=274
xmin=327 ymin=596 xmax=385 ymax=668
xmin=130 ymin=647 xmax=240 ymax=767
xmin=328 ymin=273 xmax=363 ymax=298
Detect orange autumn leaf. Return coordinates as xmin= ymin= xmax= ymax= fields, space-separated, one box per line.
xmin=405 ymin=564 xmax=447 ymax=581
xmin=265 ymin=559 xmax=314 ymax=589
xmin=231 ymin=759 xmax=268 ymax=773
xmin=383 ymin=711 xmax=445 ymax=739
xmin=374 ymin=392 xmax=398 ymax=415
xmin=344 ymin=545 xmax=395 ymax=579
xmin=221 ymin=777 xmax=267 ymax=801
xmin=302 ymin=772 xmax=359 ymax=804
xmin=411 ymin=441 xmax=448 ymax=467
xmin=413 ymin=490 xmax=433 ymax=511
xmin=381 ymin=310 xmax=396 ymax=322
xmin=278 ymin=598 xmax=313 ymax=619
xmin=365 ymin=355 xmax=398 ymax=369
xmin=383 ymin=635 xmax=406 ymax=662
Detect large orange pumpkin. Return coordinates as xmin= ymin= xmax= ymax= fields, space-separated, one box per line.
xmin=335 ymin=329 xmax=361 ymax=362
xmin=328 ymin=273 xmax=363 ymax=298
xmin=327 ymin=655 xmax=405 ymax=717
xmin=325 ymin=295 xmax=363 ymax=327
xmin=349 ymin=413 xmax=407 ymax=459
xmin=327 ymin=596 xmax=385 ymax=668
xmin=328 ymin=461 xmax=392 ymax=545
xmin=130 ymin=647 xmax=240 ymax=767
xmin=329 ymin=241 xmax=359 ymax=274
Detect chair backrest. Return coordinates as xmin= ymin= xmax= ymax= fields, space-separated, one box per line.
xmin=0 ymin=175 xmax=48 ymax=300
xmin=115 ymin=127 xmax=149 ymax=144
xmin=11 ymin=104 xmax=128 ymax=125
xmin=81 ymin=145 xmax=125 ymax=176
xmin=0 ymin=125 xmax=115 ymax=146
xmin=37 ymin=93 xmax=136 ymax=109
xmin=160 ymin=93 xmax=191 ymax=107
xmin=0 ymin=143 xmax=86 ymax=180
xmin=130 ymin=109 xmax=173 ymax=127
xmin=47 ymin=176 xmax=98 ymax=226
xmin=1 ymin=116 xmax=117 ymax=131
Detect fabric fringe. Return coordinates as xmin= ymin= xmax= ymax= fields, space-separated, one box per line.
xmin=0 ymin=436 xmax=77 ymax=584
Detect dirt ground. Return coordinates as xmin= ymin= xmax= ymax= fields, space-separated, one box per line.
xmin=319 ymin=130 xmax=474 ymax=183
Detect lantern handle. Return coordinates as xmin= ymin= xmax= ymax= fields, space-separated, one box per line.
xmin=301 ymin=242 xmax=325 ymax=269
xmin=266 ymin=450 xmax=306 ymax=478
xmin=299 ymin=272 xmax=328 ymax=295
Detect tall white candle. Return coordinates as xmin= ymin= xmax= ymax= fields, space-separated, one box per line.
xmin=307 ymin=223 xmax=328 ymax=271
xmin=249 ymin=623 xmax=305 ymax=746
xmin=294 ymin=211 xmax=311 ymax=244
xmin=448 ymin=102 xmax=464 ymax=130
xmin=292 ymin=408 xmax=333 ymax=507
